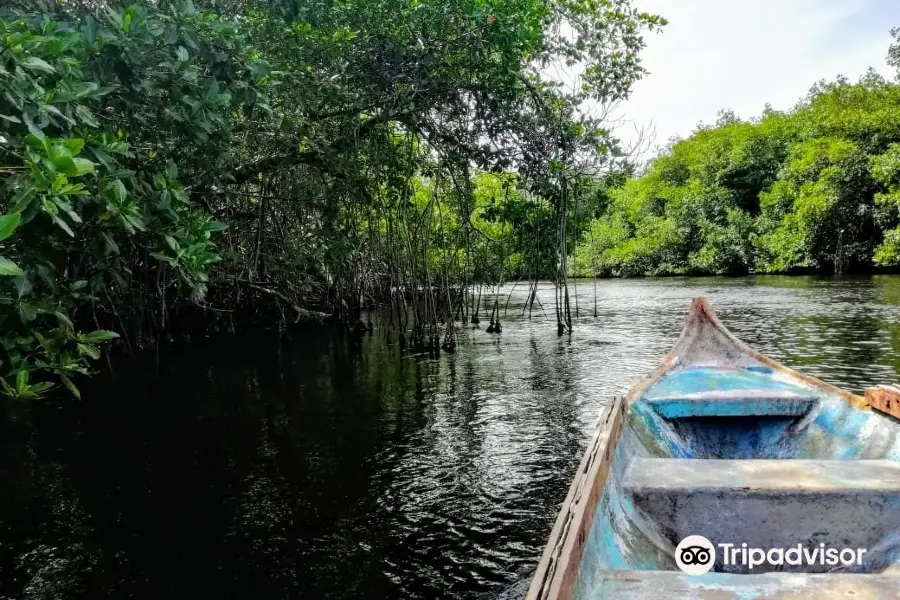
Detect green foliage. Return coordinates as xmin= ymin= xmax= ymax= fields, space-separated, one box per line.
xmin=0 ymin=2 xmax=263 ymax=398
xmin=891 ymin=28 xmax=900 ymax=80
xmin=871 ymin=142 xmax=900 ymax=264
xmin=574 ymin=69 xmax=900 ymax=277
xmin=688 ymin=208 xmax=755 ymax=274
xmin=756 ymin=137 xmax=877 ymax=271
xmin=0 ymin=0 xmax=661 ymax=397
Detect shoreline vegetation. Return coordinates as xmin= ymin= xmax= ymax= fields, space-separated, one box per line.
xmin=2 ymin=1 xmax=900 ymax=399
xmin=0 ymin=0 xmax=667 ymax=398
xmin=572 ymin=46 xmax=900 ymax=281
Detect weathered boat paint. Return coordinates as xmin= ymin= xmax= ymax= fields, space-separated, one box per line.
xmin=525 ymin=298 xmax=900 ymax=600
xmin=867 ymin=385 xmax=900 ymax=420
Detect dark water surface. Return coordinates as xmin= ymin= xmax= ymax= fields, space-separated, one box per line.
xmin=4 ymin=276 xmax=900 ymax=599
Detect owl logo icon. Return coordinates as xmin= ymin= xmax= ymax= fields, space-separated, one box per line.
xmin=675 ymin=535 xmax=716 ymax=575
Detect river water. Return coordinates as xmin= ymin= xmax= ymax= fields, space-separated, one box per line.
xmin=3 ymin=276 xmax=900 ymax=599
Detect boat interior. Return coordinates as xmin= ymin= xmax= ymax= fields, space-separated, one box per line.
xmin=570 ymin=300 xmax=900 ymax=599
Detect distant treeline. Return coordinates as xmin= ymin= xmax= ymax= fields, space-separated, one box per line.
xmin=573 ymin=31 xmax=900 ymax=277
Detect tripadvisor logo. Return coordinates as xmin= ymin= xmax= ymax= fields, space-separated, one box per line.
xmin=674 ymin=535 xmax=869 ymax=575
xmin=675 ymin=535 xmax=716 ymax=575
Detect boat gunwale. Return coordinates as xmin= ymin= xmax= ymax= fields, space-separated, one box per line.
xmin=523 ymin=394 xmax=626 ymax=600
xmin=523 ymin=296 xmax=871 ymax=600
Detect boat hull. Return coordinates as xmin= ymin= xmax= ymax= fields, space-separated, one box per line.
xmin=525 ymin=298 xmax=900 ymax=600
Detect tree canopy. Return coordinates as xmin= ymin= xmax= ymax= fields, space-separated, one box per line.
xmin=0 ymin=0 xmax=663 ymax=397
xmin=574 ymin=35 xmax=900 ymax=278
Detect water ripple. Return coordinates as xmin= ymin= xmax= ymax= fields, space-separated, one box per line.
xmin=5 ymin=275 xmax=900 ymax=599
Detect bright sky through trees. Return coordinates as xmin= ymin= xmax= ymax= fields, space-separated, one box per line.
xmin=617 ymin=0 xmax=900 ymax=151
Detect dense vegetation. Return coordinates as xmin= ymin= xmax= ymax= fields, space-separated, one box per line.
xmin=0 ymin=0 xmax=663 ymax=397
xmin=10 ymin=1 xmax=900 ymax=400
xmin=574 ymin=31 xmax=900 ymax=278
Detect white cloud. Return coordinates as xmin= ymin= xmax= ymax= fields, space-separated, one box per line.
xmin=610 ymin=0 xmax=898 ymax=156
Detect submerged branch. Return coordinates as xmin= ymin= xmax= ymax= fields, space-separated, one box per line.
xmin=239 ymin=281 xmax=333 ymax=324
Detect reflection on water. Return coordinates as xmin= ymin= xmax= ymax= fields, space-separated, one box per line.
xmin=3 ymin=276 xmax=900 ymax=599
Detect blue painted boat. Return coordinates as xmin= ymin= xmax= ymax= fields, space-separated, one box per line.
xmin=525 ymin=298 xmax=900 ymax=599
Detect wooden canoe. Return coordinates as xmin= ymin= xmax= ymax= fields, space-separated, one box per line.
xmin=525 ymin=298 xmax=900 ymax=600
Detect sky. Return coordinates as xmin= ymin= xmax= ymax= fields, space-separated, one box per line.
xmin=612 ymin=0 xmax=900 ymax=155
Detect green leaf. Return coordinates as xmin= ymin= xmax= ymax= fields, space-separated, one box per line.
xmin=14 ymin=273 xmax=31 ymax=299
xmin=9 ymin=185 xmax=37 ymax=214
xmin=41 ymin=197 xmax=59 ymax=216
xmin=176 ymin=46 xmax=189 ymax=61
xmin=80 ymin=330 xmax=120 ymax=344
xmin=32 ymin=382 xmax=54 ymax=394
xmin=60 ymin=374 xmax=81 ymax=399
xmin=50 ymin=213 xmax=75 ymax=237
xmin=123 ymin=213 xmax=146 ymax=231
xmin=21 ymin=57 xmax=55 ymax=73
xmin=75 ymin=105 xmax=100 ymax=128
xmin=25 ymin=132 xmax=47 ymax=151
xmin=52 ymin=155 xmax=77 ymax=175
xmin=91 ymin=147 xmax=114 ymax=170
xmin=53 ymin=198 xmax=83 ymax=224
xmin=77 ymin=343 xmax=101 ymax=360
xmin=101 ymin=231 xmax=120 ymax=255
xmin=53 ymin=311 xmax=73 ymax=329
xmin=15 ymin=369 xmax=28 ymax=391
xmin=108 ymin=179 xmax=127 ymax=204
xmin=24 ymin=114 xmax=45 ymax=140
xmin=205 ymin=79 xmax=220 ymax=101
xmin=41 ymin=104 xmax=74 ymax=125
xmin=150 ymin=251 xmax=176 ymax=266
xmin=164 ymin=161 xmax=177 ymax=179
xmin=72 ymin=158 xmax=95 ymax=176
xmin=17 ymin=302 xmax=37 ymax=322
xmin=83 ymin=15 xmax=99 ymax=44
xmin=64 ymin=139 xmax=85 ymax=156
xmin=0 ymin=114 xmax=21 ymax=124
xmin=0 ymin=213 xmax=21 ymax=242
xmin=53 ymin=155 xmax=95 ymax=177
xmin=0 ymin=257 xmax=23 ymax=276
xmin=104 ymin=6 xmax=123 ymax=29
